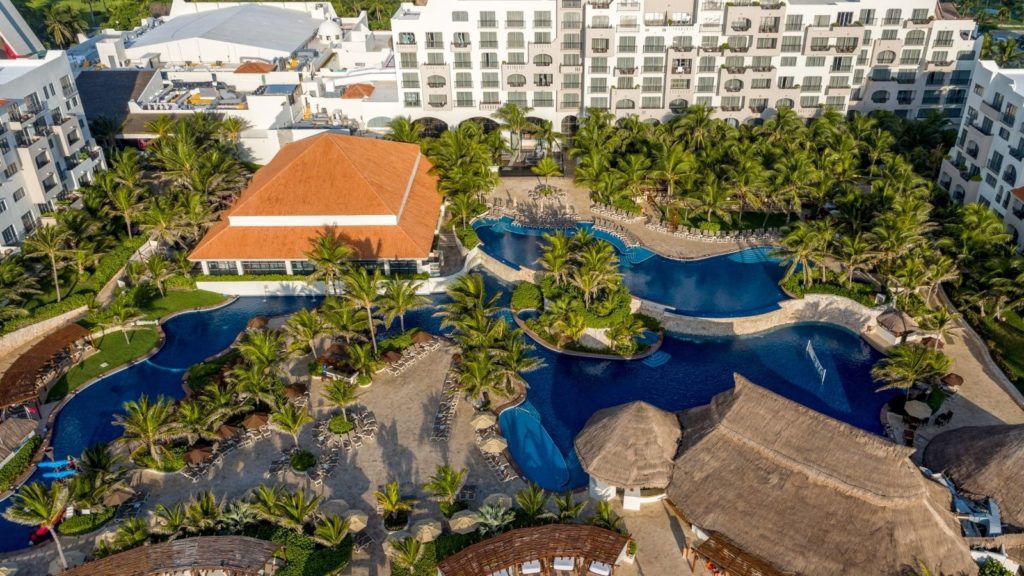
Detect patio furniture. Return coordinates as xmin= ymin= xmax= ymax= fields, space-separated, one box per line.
xmin=589 ymin=561 xmax=612 ymax=575
xmin=554 ymin=557 xmax=575 ymax=572
xmin=521 ymin=559 xmax=542 ymax=574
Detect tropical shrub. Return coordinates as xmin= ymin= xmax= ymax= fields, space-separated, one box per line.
xmin=82 ymin=236 xmax=148 ymax=292
xmin=246 ymin=524 xmax=351 ymax=576
xmin=0 ymin=293 xmax=94 ymax=336
xmin=290 ymin=450 xmax=316 ymax=472
xmin=979 ymin=559 xmax=1014 ymax=576
xmin=511 ymin=282 xmax=542 ymax=311
xmin=327 ymin=416 xmax=354 ymax=436
xmin=0 ymin=435 xmax=42 ymax=490
xmin=455 ymin=226 xmax=480 ymax=249
xmin=58 ymin=506 xmax=116 ymax=535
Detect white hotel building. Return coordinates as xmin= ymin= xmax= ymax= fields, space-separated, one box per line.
xmin=938 ymin=60 xmax=1024 ymax=246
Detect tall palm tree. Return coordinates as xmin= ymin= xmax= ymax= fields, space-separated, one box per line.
xmin=775 ymin=221 xmax=822 ymax=288
xmin=374 ymin=481 xmax=415 ymax=526
xmin=533 ymin=119 xmax=563 ymax=156
xmin=276 ymin=488 xmax=320 ymax=532
xmin=4 ymin=483 xmax=70 ymax=569
xmin=386 ymin=116 xmax=423 ymax=144
xmin=680 ymin=176 xmax=739 ymax=225
xmin=448 ymin=193 xmax=482 ymax=229
xmin=455 ymin=349 xmax=503 ymax=403
xmin=321 ymin=298 xmax=368 ymax=344
xmin=652 ymin=143 xmax=694 ymax=201
xmin=142 ymin=197 xmax=184 ymax=247
xmin=870 ymin=343 xmax=952 ymax=392
xmin=271 ymin=403 xmax=313 ymax=448
xmin=237 ymin=329 xmax=285 ymax=375
xmin=145 ymin=254 xmax=172 ymax=297
xmin=423 ymin=464 xmax=467 ymax=507
xmin=323 ymin=380 xmax=360 ymax=422
xmin=44 ymin=4 xmax=83 ymax=48
xmin=540 ymin=231 xmax=573 ymax=285
xmin=436 ymin=274 xmax=500 ymax=328
xmin=531 ymin=156 xmax=562 ymax=190
xmin=114 ymin=394 xmax=177 ymax=465
xmin=250 ymin=484 xmax=282 ymax=521
xmin=0 ymin=257 xmax=40 ymax=314
xmin=990 ymin=37 xmax=1024 ymax=67
xmin=492 ymin=103 xmax=535 ymax=163
xmin=304 ymin=231 xmax=354 ymax=295
xmin=283 ymin=308 xmax=326 ymax=357
xmin=495 ymin=335 xmax=543 ymax=392
xmin=838 ymin=233 xmax=876 ymax=286
xmin=379 ymin=276 xmax=427 ymax=333
xmin=314 ymin=514 xmax=351 ymax=547
xmin=342 ymin=267 xmax=383 ymax=355
xmin=23 ymin=225 xmax=71 ymax=302
xmin=105 ymin=297 xmax=140 ymax=345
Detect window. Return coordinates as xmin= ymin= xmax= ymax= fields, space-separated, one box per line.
xmin=534 ymin=31 xmax=552 ymax=44
xmin=642 ymin=56 xmax=663 ymax=72
xmin=872 ymin=90 xmax=890 ymax=103
xmin=825 ymin=95 xmax=846 ymax=108
xmin=241 ymin=261 xmax=287 ymax=275
xmin=481 ymin=53 xmax=498 ymax=68
xmin=562 ymin=94 xmax=581 ymax=108
xmin=756 ymin=37 xmax=776 ymax=49
xmin=835 ymin=11 xmax=853 ymax=26
xmin=618 ymin=37 xmax=636 ymax=53
xmin=590 ymin=78 xmax=607 ymax=92
xmin=507 ymin=74 xmax=526 ymax=88
xmin=534 ymin=10 xmax=551 ymax=27
xmin=670 ymin=78 xmax=690 ymax=89
xmin=425 ymin=32 xmax=443 ymax=49
xmin=935 ymin=30 xmax=954 ymax=47
xmin=698 ymin=56 xmax=715 ymax=73
xmin=800 ymin=95 xmax=820 ymax=108
xmin=751 ymin=79 xmax=771 ymax=89
xmin=506 ymin=10 xmax=524 ymax=27
xmin=480 ymin=31 xmax=497 ymax=49
xmin=778 ymin=76 xmax=796 ymax=89
xmin=721 ymin=96 xmax=741 ymax=111
xmin=644 ymin=37 xmax=665 ymax=53
xmin=482 ymin=91 xmax=500 ymax=105
xmin=480 ymin=11 xmax=496 ymax=27
xmin=877 ymin=50 xmax=896 ymax=64
xmin=900 ymin=49 xmax=921 ymax=66
xmin=906 ymin=30 xmax=926 ymax=46
xmin=780 ymin=56 xmax=797 ymax=67
xmin=591 ymin=38 xmax=610 ymax=53
xmin=859 ymin=9 xmax=876 ymax=24
xmin=931 ymin=50 xmax=949 ymax=64
xmin=452 ymin=32 xmax=471 ymax=47
xmin=426 ymin=75 xmax=446 ymax=88
xmin=881 ymin=29 xmax=898 ymax=41
xmin=399 ymin=53 xmax=417 ymax=68
xmin=456 ymin=92 xmax=474 ymax=107
xmin=641 ymin=96 xmax=661 ymax=109
xmin=696 ymin=77 xmax=715 ymax=93
xmin=590 ymin=97 xmax=608 ymax=110
xmin=535 ymin=73 xmax=553 ymax=86
xmin=455 ymin=72 xmax=472 ymax=88
xmin=20 ymin=212 xmax=36 ymax=233
xmin=508 ymin=32 xmax=524 ymax=49
xmin=828 ymin=76 xmax=850 ymax=88
xmin=453 ymin=53 xmax=472 ymax=68
xmin=616 ymin=77 xmax=633 ymax=89
xmin=0 ymin=199 xmax=5 ymax=213
xmin=403 ymin=92 xmax=421 ymax=107
xmin=781 ymin=36 xmax=802 ymax=53
xmin=642 ymin=77 xmax=662 ymax=92
xmin=750 ymin=98 xmax=768 ymax=112
xmin=563 ymin=73 xmax=581 ymax=89
xmin=398 ymin=32 xmax=415 ymax=45
xmin=427 ymin=94 xmax=447 ymax=108
xmin=508 ymin=52 xmax=526 ymax=64
xmin=12 ymin=188 xmax=24 ymax=202
xmin=802 ymin=76 xmax=822 ymax=92
xmin=426 ymin=52 xmax=445 ymax=65
xmin=533 ymin=91 xmax=553 ymax=107
xmin=806 ymin=56 xmax=825 ymax=67
xmin=883 ymin=8 xmax=901 ymax=25
xmin=564 ymin=53 xmax=581 ymax=66
xmin=452 ymin=11 xmax=468 ymax=21
xmin=508 ymin=92 xmax=528 ymax=106
xmin=813 ymin=15 xmax=829 ymax=27
xmin=911 ymin=8 xmax=928 ymax=22
xmin=785 ymin=14 xmax=802 ymax=31
xmin=2 ymin=225 xmax=16 ymax=245
xmin=897 ymin=90 xmax=915 ymax=105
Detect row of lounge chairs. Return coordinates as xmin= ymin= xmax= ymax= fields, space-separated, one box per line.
xmin=382 ymin=337 xmax=443 ymax=376
xmin=313 ymin=407 xmax=378 ymax=453
xmin=475 ymin=427 xmax=519 ymax=483
xmin=430 ymin=372 xmax=461 ymax=441
xmin=591 ymin=203 xmax=645 ymax=223
xmin=645 ymin=221 xmax=781 ymax=242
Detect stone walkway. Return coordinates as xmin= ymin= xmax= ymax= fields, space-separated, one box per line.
xmin=619 ymin=502 xmax=692 ymax=576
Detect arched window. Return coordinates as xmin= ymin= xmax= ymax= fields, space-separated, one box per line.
xmin=725 ymin=118 xmax=740 ymax=127
xmin=367 ymin=116 xmax=391 ymax=129
xmin=724 ymin=79 xmax=743 ymax=92
xmin=616 ymin=98 xmax=636 ymax=109
xmin=871 ymin=90 xmax=890 ymax=103
xmin=507 ymin=74 xmax=526 ymax=87
xmin=876 ymin=50 xmax=896 ymax=64
xmin=669 ymin=98 xmax=688 ymax=113
xmin=426 ymin=75 xmax=446 ymax=88
xmin=905 ymin=30 xmax=926 ymax=46
xmin=533 ymin=54 xmax=553 ymax=66
xmin=776 ymin=98 xmax=794 ymax=109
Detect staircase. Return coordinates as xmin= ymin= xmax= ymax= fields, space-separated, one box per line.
xmin=642 ymin=351 xmax=671 ymax=368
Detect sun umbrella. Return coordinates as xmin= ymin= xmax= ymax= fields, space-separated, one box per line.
xmin=483 ymin=493 xmax=512 ymax=509
xmin=383 ymin=530 xmax=413 ymax=556
xmin=412 ymin=331 xmax=433 ymax=344
xmin=904 ymin=400 xmax=933 ymax=420
xmin=282 ymin=384 xmax=307 ymax=399
xmin=102 ymin=487 xmax=135 ymax=507
xmin=480 ymin=436 xmax=508 ymax=454
xmin=449 ymin=509 xmax=479 ymax=534
xmin=216 ymin=424 xmax=240 ymax=440
xmin=412 ymin=519 xmax=443 ymax=542
xmin=242 ymin=412 xmax=269 ymax=429
xmin=185 ymin=444 xmax=213 ymax=465
xmin=48 ymin=550 xmax=85 ymax=573
xmin=383 ymin=351 xmax=402 ymax=363
xmin=342 ymin=509 xmax=368 ymax=532
xmin=471 ymin=412 xmax=497 ymax=430
xmin=321 ymin=499 xmax=349 ymax=517
xmin=246 ymin=316 xmax=269 ymax=330
xmin=942 ymin=373 xmax=964 ymax=388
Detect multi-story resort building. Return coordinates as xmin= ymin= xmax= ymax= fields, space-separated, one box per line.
xmin=0 ymin=51 xmax=105 ymax=256
xmin=938 ymin=59 xmax=1024 ymax=246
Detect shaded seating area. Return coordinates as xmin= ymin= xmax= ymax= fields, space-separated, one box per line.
xmin=666 ymin=374 xmax=977 ymax=576
xmin=436 ymin=524 xmax=629 ymax=576
xmin=0 ymin=418 xmax=37 ymax=466
xmin=61 ymin=536 xmax=282 ymax=575
xmin=0 ymin=323 xmax=91 ymax=413
xmin=875 ymin=309 xmax=920 ymax=345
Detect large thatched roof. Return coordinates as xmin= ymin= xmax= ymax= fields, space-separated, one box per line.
xmin=667 ymin=374 xmax=975 ymax=576
xmin=878 ymin=310 xmax=919 ymax=335
xmin=923 ymin=424 xmax=1024 ymax=530
xmin=574 ymin=401 xmax=681 ymax=489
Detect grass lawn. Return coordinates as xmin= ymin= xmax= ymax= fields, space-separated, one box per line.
xmin=979 ymin=311 xmax=1024 ymax=395
xmin=47 ymin=328 xmax=161 ymax=402
xmin=142 ymin=289 xmax=226 ymax=320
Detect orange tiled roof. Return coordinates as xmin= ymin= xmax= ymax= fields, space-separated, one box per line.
xmin=342 ymin=83 xmax=375 ymax=99
xmin=1013 ymin=187 xmax=1024 ymax=203
xmin=189 ymin=134 xmax=442 ymax=261
xmin=234 ymin=62 xmax=275 ymax=74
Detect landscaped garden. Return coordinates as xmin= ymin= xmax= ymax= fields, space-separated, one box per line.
xmin=46 ymin=328 xmax=161 ymax=401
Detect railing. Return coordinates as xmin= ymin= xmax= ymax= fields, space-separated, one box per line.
xmin=426 ymin=82 xmax=446 ymax=88
xmin=425 ymin=41 xmax=444 ymax=49
xmin=480 ymin=41 xmax=498 ymax=49
xmin=404 ymin=100 xmax=422 ymax=108
xmin=533 ymin=19 xmax=552 ymax=27
xmin=759 ymin=25 xmax=779 ymax=33
xmin=643 ymin=45 xmax=665 ymax=53
xmin=750 ymin=105 xmax=767 ymax=112
xmin=642 ymin=66 xmax=663 ymax=73
xmin=456 ymin=100 xmax=475 ymax=107
xmin=836 ymin=45 xmax=857 ymax=53
xmin=506 ymin=19 xmax=524 ymax=27
xmin=428 ymin=100 xmax=448 ymax=108
xmin=478 ymin=19 xmax=497 ymax=27
xmin=810 ymin=44 xmax=831 ymax=52
xmin=934 ymin=39 xmax=954 ymax=47
xmin=1010 ymin=148 xmax=1024 ymax=160
xmin=731 ymin=22 xmax=751 ymax=31
xmin=1002 ymin=113 xmax=1016 ymax=127
xmin=882 ymin=18 xmax=901 ymax=25
xmin=451 ymin=41 xmax=471 ymax=48
xmin=590 ymin=66 xmax=609 ymax=73
xmin=562 ymin=82 xmax=581 ymax=89
xmin=533 ymin=99 xmax=554 ymax=107
xmin=615 ymin=67 xmax=637 ymax=74
xmin=562 ymin=42 xmax=581 ymax=50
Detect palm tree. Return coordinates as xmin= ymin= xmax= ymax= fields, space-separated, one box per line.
xmin=607 ymin=315 xmax=645 ymax=354
xmin=990 ymin=37 xmax=1024 ymax=68
xmin=304 ymin=230 xmax=354 ymax=295
xmin=106 ymin=181 xmax=145 ymax=239
xmin=142 ymin=197 xmax=184 ymax=247
xmin=652 ymin=143 xmax=694 ymax=202
xmin=531 ymin=157 xmax=562 ymax=190
xmin=0 ymin=257 xmax=40 ymax=314
xmin=185 ymin=491 xmax=223 ymax=533
xmin=375 ymin=481 xmax=415 ymax=526
xmin=314 ymin=514 xmax=351 ymax=547
xmin=114 ymin=516 xmax=149 ymax=549
xmin=276 ymin=488 xmax=320 ymax=532
xmin=271 ymin=403 xmax=313 ymax=447
xmin=423 ymin=464 xmax=467 ymax=507
xmin=24 ymin=225 xmax=71 ymax=302
xmin=323 ymin=380 xmax=360 ymax=422
xmin=348 ymin=342 xmax=379 ymax=384
xmin=870 ymin=343 xmax=952 ymax=392
xmin=475 ymin=504 xmax=515 ymax=535
xmin=554 ymin=492 xmax=586 ymax=523
xmin=437 ymin=274 xmax=501 ymax=328
xmin=283 ymin=308 xmax=326 ymax=357
xmin=616 ymin=153 xmax=652 ymax=202
xmin=775 ymin=221 xmax=822 ymax=288
xmin=725 ymin=155 xmax=766 ymax=222
xmin=492 ymin=103 xmax=535 ymax=163
xmin=44 ymin=4 xmax=83 ymax=48
xmin=4 ymin=483 xmax=70 ymax=569
xmin=114 ymin=394 xmax=177 ymax=466
xmin=533 ymin=119 xmax=563 ymax=156
xmin=237 ymin=329 xmax=285 ymax=374
xmin=220 ymin=500 xmax=258 ymax=534
xmin=495 ymin=335 xmax=543 ymax=392
xmin=144 ymin=115 xmax=177 ymax=138
xmin=448 ymin=193 xmax=481 ymax=228
xmin=540 ymin=231 xmax=573 ymax=285
xmin=230 ymin=363 xmax=281 ymax=408
xmin=920 ymin=307 xmax=961 ymax=345
xmin=588 ymin=500 xmax=624 ymax=533
xmin=175 ymin=400 xmax=214 ymax=445
xmin=321 ymin=298 xmax=368 ymax=344
xmin=515 ymin=483 xmax=553 ymax=524
xmin=145 ymin=254 xmax=172 ymax=297
xmin=455 ymin=349 xmax=503 ymax=404
xmin=386 ymin=116 xmax=422 ymax=143
xmin=379 ymin=276 xmax=428 ymax=333
xmin=342 ymin=267 xmax=383 ymax=355
xmin=152 ymin=502 xmax=187 ymax=539
xmin=838 ymin=234 xmax=876 ymax=286
xmin=250 ymin=484 xmax=282 ymax=521
xmin=680 ymin=176 xmax=738 ymax=225
xmin=391 ymin=536 xmax=424 ymax=570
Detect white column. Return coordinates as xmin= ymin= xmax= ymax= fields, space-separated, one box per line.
xmin=383 ymin=260 xmax=391 ymax=275
xmin=235 ymin=260 xmax=244 ymax=275
xmin=589 ymin=477 xmax=616 ymax=502
xmin=622 ymin=488 xmax=642 ymax=511
xmin=200 ymin=261 xmax=210 ymax=275
xmin=285 ymin=260 xmax=294 ymax=275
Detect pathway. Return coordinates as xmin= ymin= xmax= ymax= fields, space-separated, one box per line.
xmin=619 ymin=501 xmax=692 ymax=576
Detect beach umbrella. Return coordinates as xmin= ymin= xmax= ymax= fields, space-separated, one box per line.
xmin=282 ymin=384 xmax=307 ymax=400
xmin=471 ymin=412 xmax=497 ymax=430
xmin=942 ymin=373 xmax=964 ymax=388
xmin=411 ymin=519 xmax=443 ymax=542
xmin=48 ymin=550 xmax=85 ymax=573
xmin=412 ymin=331 xmax=433 ymax=344
xmin=383 ymin=351 xmax=402 ymax=364
xmin=185 ymin=444 xmax=213 ymax=465
xmin=482 ymin=493 xmax=512 ymax=509
xmin=216 ymin=424 xmax=240 ymax=440
xmin=480 ymin=436 xmax=508 ymax=454
xmin=102 ymin=487 xmax=135 ymax=507
xmin=383 ymin=530 xmax=412 ymax=556
xmin=246 ymin=316 xmax=269 ymax=330
xmin=449 ymin=509 xmax=478 ymax=534
xmin=904 ymin=400 xmax=933 ymax=420
xmin=342 ymin=509 xmax=368 ymax=532
xmin=242 ymin=412 xmax=269 ymax=429
xmin=321 ymin=499 xmax=349 ymax=517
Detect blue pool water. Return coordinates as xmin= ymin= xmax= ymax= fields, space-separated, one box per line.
xmin=473 ymin=218 xmax=789 ymax=317
xmin=0 ymin=296 xmax=319 ymax=552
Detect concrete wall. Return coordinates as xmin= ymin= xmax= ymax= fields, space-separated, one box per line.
xmin=476 ymin=251 xmax=541 ymax=284
xmin=0 ymin=306 xmax=89 ymax=358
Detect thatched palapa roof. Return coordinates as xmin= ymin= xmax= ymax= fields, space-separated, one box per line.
xmin=923 ymin=424 xmax=1024 ymax=530
xmin=666 ymin=374 xmax=975 ymax=576
xmin=61 ymin=536 xmax=281 ymax=575
xmin=574 ymin=401 xmax=681 ymax=489
xmin=0 ymin=419 xmax=36 ymax=463
xmin=877 ymin=310 xmax=919 ymax=336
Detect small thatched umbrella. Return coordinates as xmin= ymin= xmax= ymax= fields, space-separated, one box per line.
xmin=185 ymin=444 xmax=214 ymax=465
xmin=342 ymin=509 xmax=368 ymax=532
xmin=922 ymin=336 xmax=943 ymax=350
xmin=448 ymin=510 xmax=478 ymax=534
xmin=574 ymin=401 xmax=681 ymax=490
xmin=471 ymin=412 xmax=497 ymax=430
xmin=282 ymin=384 xmax=308 ymax=400
xmin=321 ymin=343 xmax=348 ymax=366
xmin=923 ymin=424 xmax=1024 ymax=530
xmin=321 ymin=499 xmax=349 ymax=517
xmin=412 ymin=331 xmax=433 ymax=345
xmin=242 ymin=412 xmax=269 ymax=429
xmin=383 ymin=351 xmax=402 ymax=364
xmin=482 ymin=493 xmax=512 ymax=509
xmin=878 ymin=310 xmax=919 ymax=339
xmin=480 ymin=436 xmax=508 ymax=454
xmin=216 ymin=424 xmax=241 ymax=440
xmin=102 ymin=487 xmax=135 ymax=507
xmin=246 ymin=316 xmax=269 ymax=331
xmin=411 ymin=519 xmax=443 ymax=543
xmin=383 ymin=531 xmax=413 ymax=556
xmin=904 ymin=400 xmax=933 ymax=420
xmin=942 ymin=373 xmax=964 ymax=390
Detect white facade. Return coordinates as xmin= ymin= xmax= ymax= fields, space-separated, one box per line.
xmin=938 ymin=60 xmax=1024 ymax=246
xmin=0 ymin=51 xmax=105 ymax=256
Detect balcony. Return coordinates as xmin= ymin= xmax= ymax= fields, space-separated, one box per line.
xmin=533 ymin=99 xmax=554 ymax=108
xmin=643 ymin=45 xmax=665 ymax=53
xmin=836 ymin=45 xmax=857 ymax=53
xmin=426 ymin=81 xmax=446 ymax=88
xmin=506 ymin=19 xmax=524 ymax=28
xmin=478 ymin=19 xmax=497 ymax=28
xmin=1010 ymin=147 xmax=1024 ymax=160
xmin=591 ymin=46 xmax=610 ymax=53
xmin=43 ymin=179 xmax=59 ymax=193
xmin=16 ymin=133 xmax=39 ymax=148
xmin=533 ymin=19 xmax=552 ymax=28
xmin=810 ymin=44 xmax=831 ymax=52
xmin=404 ymin=100 xmax=422 ymax=108
xmin=455 ymin=100 xmax=475 ymax=108
xmin=451 ymin=41 xmax=471 ymax=49
xmin=672 ymin=66 xmax=692 ymax=74
xmin=981 ymin=99 xmax=1002 ymax=118
xmin=730 ymin=45 xmax=750 ymax=53
xmin=934 ymin=39 xmax=954 ymax=47
xmin=731 ymin=21 xmax=751 ymax=32
xmin=615 ymin=67 xmax=637 ymax=75
xmin=750 ymin=104 xmax=767 ymax=112
xmin=882 ymin=18 xmax=901 ymax=25
xmin=562 ymin=42 xmax=581 ymax=50
xmin=562 ymin=82 xmax=581 ymax=89
xmin=425 ymin=41 xmax=444 ymax=49
xmin=35 ymin=155 xmax=49 ymax=169
xmin=922 ymin=96 xmax=941 ymax=105
xmin=671 ymin=45 xmax=695 ymax=52
xmin=1002 ymin=113 xmax=1016 ymax=127
xmin=562 ymin=0 xmax=581 ymax=7
xmin=759 ymin=24 xmax=779 ymax=33
xmin=427 ymin=99 xmax=448 ymax=108
xmin=968 ymin=122 xmax=993 ymax=137
xmin=590 ymin=66 xmax=609 ymax=73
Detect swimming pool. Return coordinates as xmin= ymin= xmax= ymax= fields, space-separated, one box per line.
xmin=0 ymin=296 xmax=319 ymax=552
xmin=499 ymin=322 xmax=891 ymax=492
xmin=473 ymin=218 xmax=789 ymax=317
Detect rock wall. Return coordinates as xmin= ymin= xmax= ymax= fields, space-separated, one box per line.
xmin=0 ymin=306 xmax=89 ymax=358
xmin=476 ymin=251 xmax=541 ymax=284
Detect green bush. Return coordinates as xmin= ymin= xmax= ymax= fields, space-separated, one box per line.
xmin=697 ymin=220 xmax=722 ymax=232
xmin=0 ymin=435 xmax=41 ymax=491
xmin=380 ymin=329 xmax=419 ymax=353
xmin=246 ymin=523 xmax=351 ymax=576
xmin=0 ymin=293 xmax=94 ymax=335
xmin=455 ymin=226 xmax=480 ymax=249
xmin=781 ymin=275 xmax=877 ymax=308
xmin=186 ymin=350 xmax=240 ymax=391
xmin=82 ymin=236 xmax=148 ymax=292
xmin=979 ymin=559 xmax=1015 ymax=576
xmin=165 ymin=274 xmax=197 ymax=290
xmin=290 ymin=450 xmax=316 ymax=472
xmin=511 ymin=282 xmax=543 ymax=311
xmin=58 ymin=506 xmax=116 ymax=535
xmin=328 ymin=416 xmax=354 ymax=435
xmin=131 ymin=445 xmax=185 ymax=473
xmin=634 ymin=313 xmax=662 ymax=331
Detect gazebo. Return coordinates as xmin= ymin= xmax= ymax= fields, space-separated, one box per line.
xmin=923 ymin=424 xmax=1024 ymax=530
xmin=574 ymin=401 xmax=681 ymax=510
xmin=666 ymin=374 xmax=976 ymax=576
xmin=876 ymin=309 xmax=920 ymax=345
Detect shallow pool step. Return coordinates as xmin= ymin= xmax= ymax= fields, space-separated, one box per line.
xmin=625 ymin=247 xmax=656 ymax=265
xmin=642 ymin=351 xmax=671 ymax=368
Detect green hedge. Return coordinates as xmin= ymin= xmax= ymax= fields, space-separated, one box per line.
xmin=781 ymin=275 xmax=877 ymax=308
xmin=82 ymin=236 xmax=148 ymax=293
xmin=165 ymin=274 xmax=197 ymax=290
xmin=455 ymin=226 xmax=480 ymax=249
xmin=0 ymin=293 xmax=94 ymax=336
xmin=328 ymin=415 xmax=354 ymax=435
xmin=0 ymin=435 xmax=41 ymax=491
xmin=246 ymin=524 xmax=351 ymax=576
xmin=58 ymin=506 xmax=116 ymax=536
xmin=511 ymin=282 xmax=542 ymax=311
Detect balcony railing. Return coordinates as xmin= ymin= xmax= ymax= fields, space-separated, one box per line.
xmin=642 ymin=66 xmax=663 ymax=73
xmin=750 ymin=104 xmax=767 ymax=112
xmin=506 ymin=19 xmax=524 ymax=27
xmin=425 ymin=41 xmax=444 ymax=49
xmin=451 ymin=41 xmax=471 ymax=48
xmin=731 ymin=22 xmax=751 ymax=31
xmin=934 ymin=39 xmax=954 ymax=47
xmin=615 ymin=67 xmax=637 ymax=75
xmin=759 ymin=25 xmax=779 ymax=33
xmin=1010 ymin=147 xmax=1024 ymax=160
xmin=478 ymin=19 xmax=497 ymax=27
xmin=590 ymin=66 xmax=609 ymax=73
xmin=428 ymin=100 xmax=448 ymax=108
xmin=563 ymin=42 xmax=581 ymax=50
xmin=882 ymin=18 xmax=901 ymax=25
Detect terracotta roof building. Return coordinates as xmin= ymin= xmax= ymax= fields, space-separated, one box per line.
xmin=189 ymin=133 xmax=443 ymax=277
